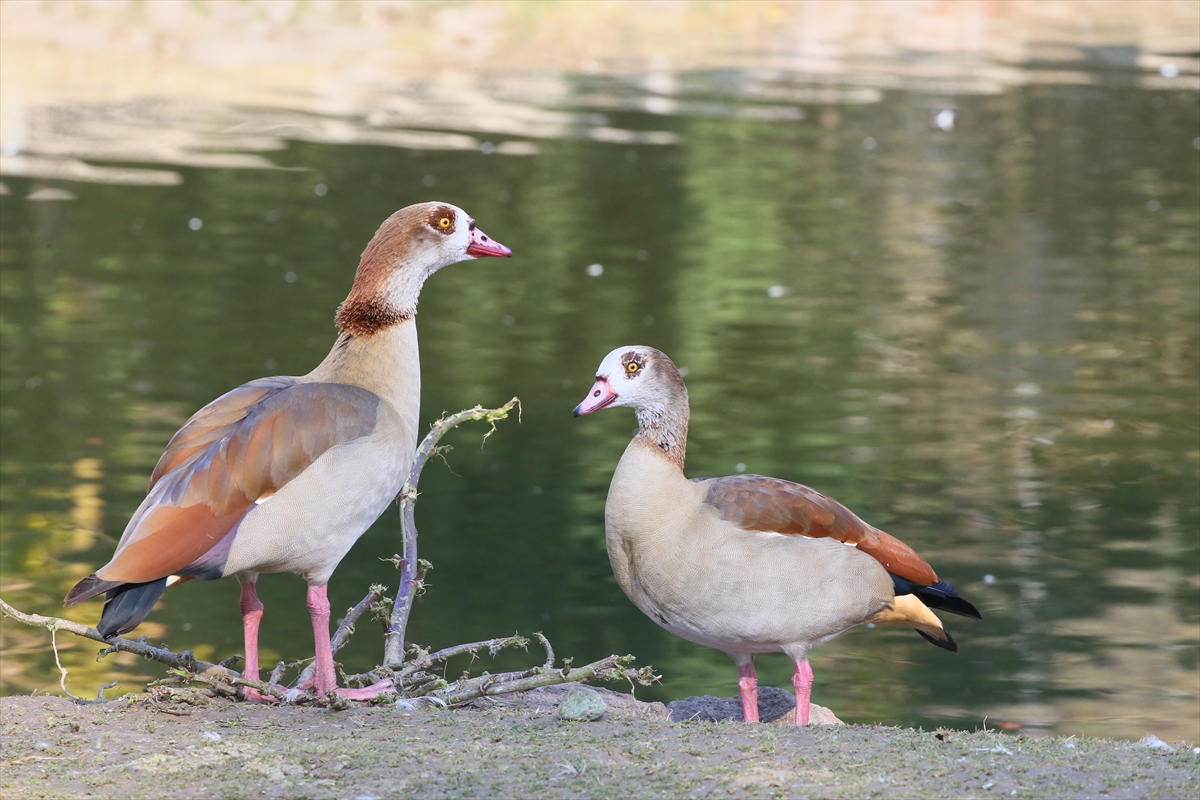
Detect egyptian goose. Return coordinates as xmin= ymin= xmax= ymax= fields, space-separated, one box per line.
xmin=65 ymin=202 xmax=512 ymax=700
xmin=573 ymin=346 xmax=980 ymax=724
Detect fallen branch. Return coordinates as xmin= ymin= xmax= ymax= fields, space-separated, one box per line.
xmin=383 ymin=397 xmax=521 ymax=668
xmin=440 ymin=653 xmax=659 ymax=706
xmin=0 ymin=597 xmax=236 ymax=681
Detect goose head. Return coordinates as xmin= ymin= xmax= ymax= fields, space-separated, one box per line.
xmin=336 ymin=201 xmax=511 ymax=335
xmin=573 ymin=345 xmax=687 ymax=417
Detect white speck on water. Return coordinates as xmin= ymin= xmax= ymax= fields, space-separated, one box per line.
xmin=201 ymin=732 xmax=221 ymax=742
xmin=1146 ymin=199 xmax=1161 ymax=212
xmin=188 ymin=217 xmax=203 ymax=231
xmin=735 ymin=463 xmax=747 ymax=473
xmin=314 ymin=183 xmax=328 ymax=197
xmin=768 ymin=285 xmax=787 ymax=298
xmin=984 ymin=574 xmax=996 ymax=584
xmin=480 ymin=141 xmax=495 ymax=154
xmin=1160 ymin=62 xmax=1180 ymax=78
xmin=636 ymin=249 xmax=649 ymax=261
xmin=532 ymin=486 xmax=543 ymax=496
xmin=862 ymin=136 xmax=877 ymax=150
xmin=586 ymin=263 xmax=604 ymax=277
xmin=284 ymin=271 xmax=297 ymax=283
xmin=503 ymin=315 xmax=516 ymax=326
xmin=422 ymin=174 xmax=435 ymax=187
xmin=935 ymin=109 xmax=955 ymax=131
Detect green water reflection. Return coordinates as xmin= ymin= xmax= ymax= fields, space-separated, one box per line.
xmin=1 ymin=80 xmax=1196 ymax=741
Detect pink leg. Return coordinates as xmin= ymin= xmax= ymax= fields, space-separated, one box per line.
xmin=239 ymin=582 xmax=274 ymax=703
xmin=793 ymin=659 xmax=814 ymax=725
xmin=306 ymin=585 xmax=393 ymax=700
xmin=737 ymin=661 xmax=760 ymax=723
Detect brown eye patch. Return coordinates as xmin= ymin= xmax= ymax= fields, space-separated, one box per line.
xmin=427 ymin=205 xmax=456 ymax=235
xmin=620 ymin=350 xmax=645 ymax=376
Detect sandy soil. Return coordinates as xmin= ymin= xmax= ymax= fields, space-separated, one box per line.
xmin=1 ymin=687 xmax=1195 ymax=800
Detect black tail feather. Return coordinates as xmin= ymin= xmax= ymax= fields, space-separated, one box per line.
xmin=96 ymin=579 xmax=168 ymax=639
xmin=916 ymin=627 xmax=958 ymax=653
xmin=890 ymin=576 xmax=983 ymax=620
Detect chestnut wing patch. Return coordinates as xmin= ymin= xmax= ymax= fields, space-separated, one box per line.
xmin=700 ymin=474 xmax=938 ymax=586
xmin=98 ymin=379 xmax=381 ymax=584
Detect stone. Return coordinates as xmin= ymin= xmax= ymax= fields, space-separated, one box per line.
xmin=556 ymin=686 xmax=607 ymax=721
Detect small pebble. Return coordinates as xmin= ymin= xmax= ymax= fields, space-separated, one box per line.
xmin=201 ymin=731 xmax=221 ymax=742
xmin=34 ymin=741 xmax=50 ymax=751
xmin=557 ymin=686 xmax=606 ymax=722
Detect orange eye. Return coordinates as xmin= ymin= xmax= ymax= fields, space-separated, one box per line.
xmin=626 ymin=362 xmax=640 ymax=373
xmin=438 ymin=216 xmax=452 ymax=229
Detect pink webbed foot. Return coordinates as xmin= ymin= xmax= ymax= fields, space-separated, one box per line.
xmin=241 ymin=686 xmax=281 ymax=704
xmin=305 ymin=584 xmax=396 ymax=702
xmin=331 ymin=679 xmax=395 ymax=701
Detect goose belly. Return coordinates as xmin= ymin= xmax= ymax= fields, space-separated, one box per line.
xmin=223 ymin=438 xmax=409 ymax=584
xmin=615 ymin=526 xmax=894 ymax=654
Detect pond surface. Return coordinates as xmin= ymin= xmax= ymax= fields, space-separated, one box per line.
xmin=1 ymin=67 xmax=1197 ymax=741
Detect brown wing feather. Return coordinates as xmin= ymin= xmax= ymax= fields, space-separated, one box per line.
xmin=95 ymin=379 xmax=381 ymax=584
xmin=701 ymin=474 xmax=938 ymax=585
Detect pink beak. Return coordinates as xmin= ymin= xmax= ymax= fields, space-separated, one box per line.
xmin=466 ymin=224 xmax=512 ymax=258
xmin=573 ymin=377 xmax=618 ymax=417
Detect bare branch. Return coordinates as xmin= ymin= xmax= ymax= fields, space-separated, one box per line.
xmin=384 ymin=398 xmax=520 ymax=667
xmin=0 ymin=597 xmax=237 ymax=681
xmin=439 ymin=653 xmax=660 ymax=706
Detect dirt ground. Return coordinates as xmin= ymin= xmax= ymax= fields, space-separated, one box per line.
xmin=1 ymin=686 xmax=1195 ymax=800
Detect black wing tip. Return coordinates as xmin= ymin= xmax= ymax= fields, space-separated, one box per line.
xmin=916 ymin=628 xmax=959 ymax=653
xmin=94 ymin=578 xmax=169 ymax=639
xmin=903 ymin=578 xmax=983 ymax=620
xmin=64 ymin=573 xmax=120 ymax=607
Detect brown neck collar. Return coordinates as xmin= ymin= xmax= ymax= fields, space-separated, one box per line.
xmin=334 ymin=296 xmax=413 ymax=337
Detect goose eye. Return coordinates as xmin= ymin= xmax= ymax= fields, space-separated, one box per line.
xmin=438 ymin=216 xmax=452 ymax=229
xmin=626 ymin=362 xmax=640 ymax=374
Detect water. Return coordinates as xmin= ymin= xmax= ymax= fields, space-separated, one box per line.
xmin=1 ymin=70 xmax=1197 ymax=742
